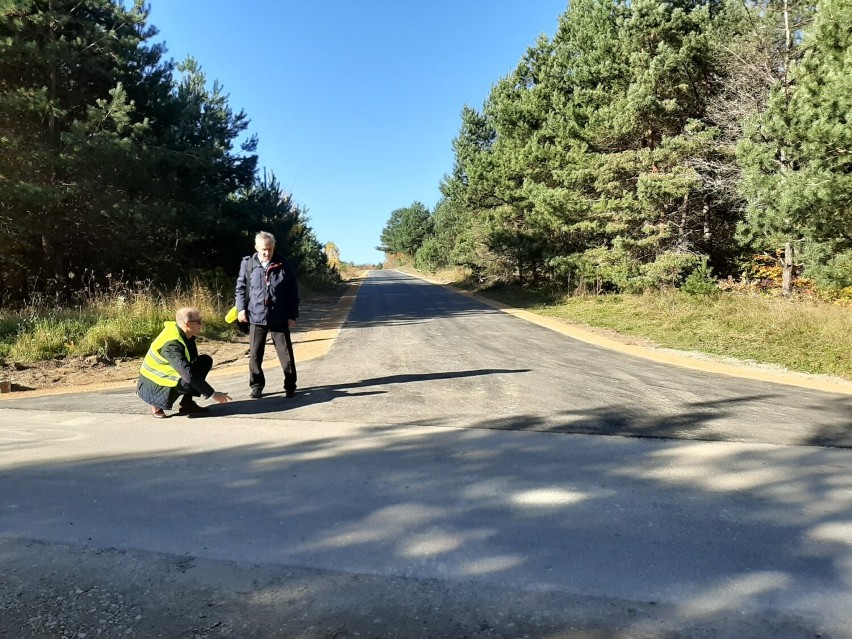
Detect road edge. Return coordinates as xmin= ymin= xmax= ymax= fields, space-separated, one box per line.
xmin=399 ymin=269 xmax=852 ymax=396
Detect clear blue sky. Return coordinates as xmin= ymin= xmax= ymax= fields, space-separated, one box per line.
xmin=148 ymin=1 xmax=568 ymax=266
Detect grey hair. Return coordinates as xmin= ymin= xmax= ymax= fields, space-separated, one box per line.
xmin=255 ymin=231 xmax=276 ymax=246
xmin=176 ymin=306 xmax=200 ymax=325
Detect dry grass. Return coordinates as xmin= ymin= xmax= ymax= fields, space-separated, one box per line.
xmin=0 ymin=279 xmax=233 ymax=363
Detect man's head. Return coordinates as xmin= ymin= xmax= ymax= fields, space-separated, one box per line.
xmin=176 ymin=306 xmax=203 ymax=338
xmin=255 ymin=231 xmax=275 ymax=263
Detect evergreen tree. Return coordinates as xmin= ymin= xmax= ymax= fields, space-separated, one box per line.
xmin=1 ymin=1 xmax=335 ymax=303
xmin=791 ymin=0 xmax=852 ymax=251
xmin=138 ymin=56 xmax=258 ymax=275
xmin=736 ymin=0 xmax=818 ymax=294
xmin=0 ymin=0 xmax=166 ymax=296
xmin=523 ymin=0 xmax=728 ymax=289
xmin=378 ymin=202 xmax=434 ymax=258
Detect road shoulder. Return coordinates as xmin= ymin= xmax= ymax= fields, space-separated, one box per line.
xmin=402 ymin=270 xmax=852 ymax=396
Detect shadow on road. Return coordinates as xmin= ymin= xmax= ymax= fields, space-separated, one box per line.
xmin=205 ymin=368 xmax=533 ymax=417
xmin=414 ymin=393 xmax=852 ymax=449
xmin=2 ymin=414 xmax=848 ymax=637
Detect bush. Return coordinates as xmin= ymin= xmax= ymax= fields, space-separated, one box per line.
xmin=639 ymin=252 xmax=704 ymax=290
xmin=680 ymin=258 xmax=718 ymax=296
xmin=414 ymin=237 xmax=448 ymax=273
xmin=550 ymin=247 xmax=639 ymax=293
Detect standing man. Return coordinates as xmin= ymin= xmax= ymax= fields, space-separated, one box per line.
xmin=137 ymin=307 xmax=232 ymax=418
xmin=236 ymin=231 xmax=300 ymax=399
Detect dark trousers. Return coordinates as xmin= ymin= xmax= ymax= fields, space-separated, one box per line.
xmin=249 ymin=323 xmax=296 ymax=393
xmin=169 ymin=354 xmax=213 ymax=406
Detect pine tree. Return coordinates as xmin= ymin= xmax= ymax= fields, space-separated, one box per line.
xmin=0 ymin=0 xmax=166 ymax=295
xmin=736 ymin=0 xmax=818 ymax=294
xmin=790 ymin=0 xmax=852 ymax=251
xmin=378 ymin=202 xmax=434 ymax=258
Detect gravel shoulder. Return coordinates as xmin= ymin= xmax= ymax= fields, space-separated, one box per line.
xmin=1 ymin=538 xmax=823 ymax=639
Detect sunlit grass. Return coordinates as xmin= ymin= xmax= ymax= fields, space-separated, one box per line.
xmin=0 ymin=279 xmax=235 ymax=363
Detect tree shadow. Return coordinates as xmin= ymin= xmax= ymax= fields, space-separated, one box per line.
xmin=423 ymin=394 xmax=852 ymax=448
xmin=0 ymin=368 xmax=532 ymax=419
xmin=2 ymin=405 xmax=850 ymax=637
xmin=210 ymin=368 xmax=531 ymax=416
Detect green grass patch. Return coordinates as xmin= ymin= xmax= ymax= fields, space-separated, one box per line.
xmin=0 ymin=279 xmax=238 ymax=364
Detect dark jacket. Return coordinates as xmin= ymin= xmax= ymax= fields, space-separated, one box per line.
xmin=136 ymin=328 xmax=215 ymax=409
xmin=235 ymin=252 xmax=299 ymax=331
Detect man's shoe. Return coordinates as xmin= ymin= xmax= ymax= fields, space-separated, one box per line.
xmin=250 ymin=387 xmax=262 ymax=399
xmin=178 ymin=401 xmax=209 ymax=415
xmin=151 ymin=406 xmax=167 ymax=419
xmin=285 ymin=389 xmax=296 ymax=398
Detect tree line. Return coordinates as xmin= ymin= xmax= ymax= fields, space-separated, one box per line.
xmin=0 ymin=0 xmax=337 ymax=306
xmin=380 ymin=0 xmax=851 ymax=296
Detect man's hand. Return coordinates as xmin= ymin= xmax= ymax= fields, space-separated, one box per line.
xmin=237 ymin=310 xmax=247 ymax=323
xmin=288 ymin=319 xmax=296 ymax=329
xmin=212 ymin=391 xmax=232 ymax=404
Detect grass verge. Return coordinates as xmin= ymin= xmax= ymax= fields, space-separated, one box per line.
xmin=0 ymin=275 xmax=351 ymax=365
xmin=0 ymin=281 xmax=234 ymax=364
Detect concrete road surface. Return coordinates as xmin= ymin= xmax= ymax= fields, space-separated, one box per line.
xmin=2 ymin=269 xmax=851 ymax=638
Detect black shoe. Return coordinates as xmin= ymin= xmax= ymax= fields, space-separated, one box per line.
xmin=250 ymin=387 xmax=262 ymax=399
xmin=178 ymin=401 xmax=209 ymax=414
xmin=285 ymin=389 xmax=296 ymax=398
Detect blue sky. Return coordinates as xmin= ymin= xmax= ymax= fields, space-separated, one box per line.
xmin=148 ymin=1 xmax=568 ymax=266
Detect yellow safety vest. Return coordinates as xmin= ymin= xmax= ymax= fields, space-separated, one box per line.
xmin=138 ymin=322 xmax=191 ymax=388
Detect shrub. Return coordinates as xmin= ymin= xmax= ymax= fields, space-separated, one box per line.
xmin=680 ymin=258 xmax=719 ymax=296
xmin=639 ymin=252 xmax=704 ymax=290
xmin=414 ymin=237 xmax=448 ymax=273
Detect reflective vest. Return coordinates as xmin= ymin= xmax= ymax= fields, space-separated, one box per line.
xmin=138 ymin=322 xmax=191 ymax=388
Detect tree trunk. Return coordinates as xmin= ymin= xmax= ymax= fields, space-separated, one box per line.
xmin=43 ymin=1 xmax=63 ymax=283
xmin=783 ymin=0 xmax=793 ymax=100
xmin=678 ymin=193 xmax=689 ymax=249
xmin=781 ymin=241 xmax=794 ymax=296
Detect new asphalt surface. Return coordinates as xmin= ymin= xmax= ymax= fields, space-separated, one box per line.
xmin=2 ymin=269 xmax=851 ymax=638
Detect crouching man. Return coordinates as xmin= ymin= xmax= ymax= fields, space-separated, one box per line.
xmin=137 ymin=307 xmax=232 ymax=418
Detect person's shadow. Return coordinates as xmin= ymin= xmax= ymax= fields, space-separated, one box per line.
xmin=187 ymin=368 xmax=530 ymax=418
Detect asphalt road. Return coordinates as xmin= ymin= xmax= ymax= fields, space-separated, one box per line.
xmin=2 ymin=269 xmax=851 ymax=638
